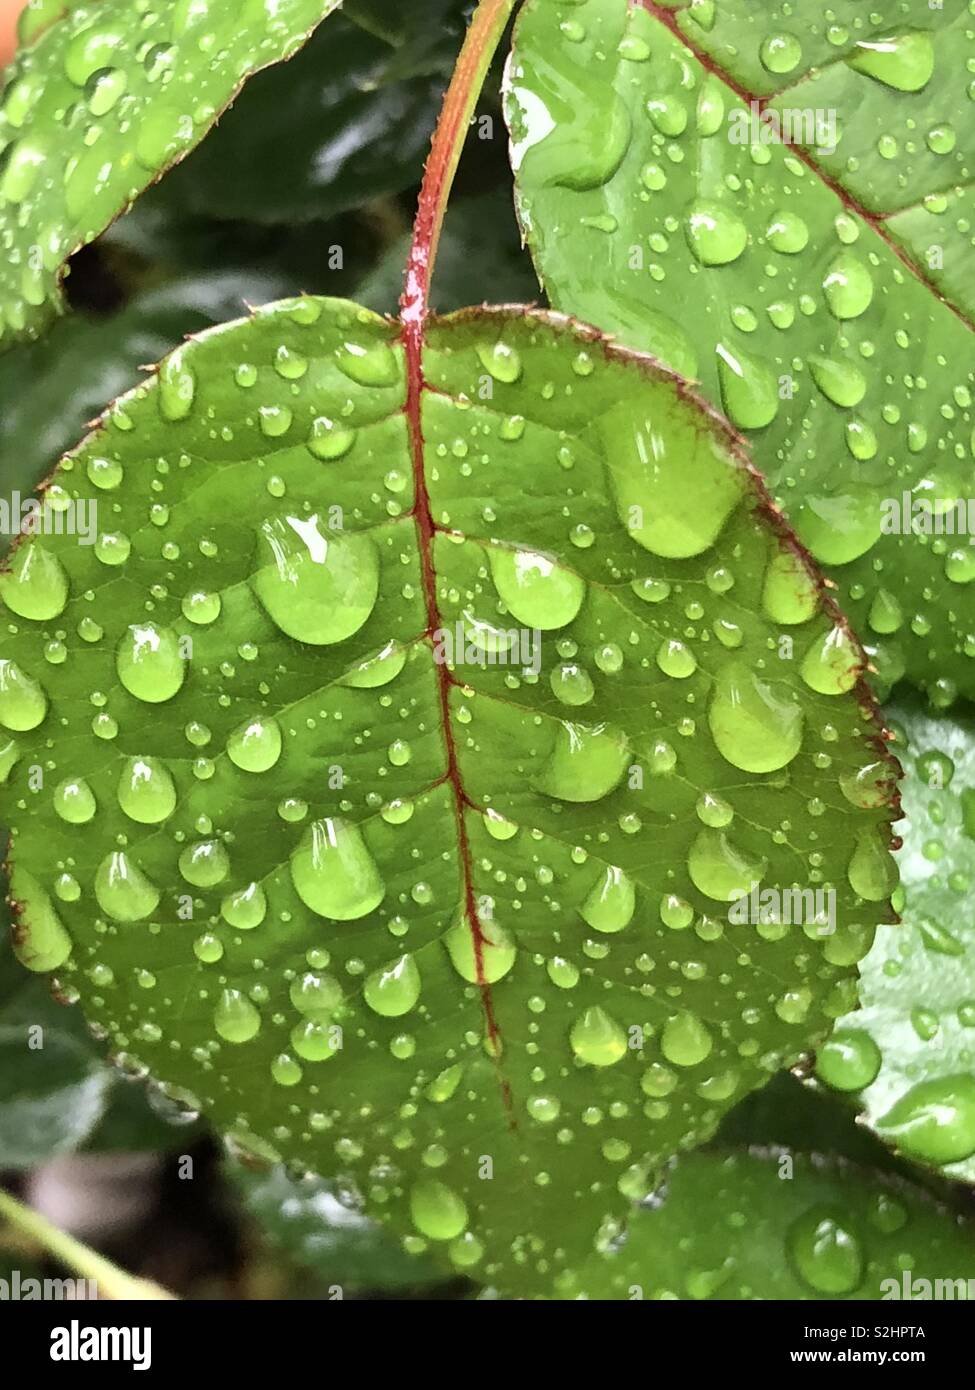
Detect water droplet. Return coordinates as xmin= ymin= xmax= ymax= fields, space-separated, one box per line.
xmin=253 ymin=514 xmax=379 ymax=645
xmin=214 ymin=988 xmax=262 ymax=1044
xmin=877 ymin=1076 xmax=975 ymax=1165
xmin=476 ymin=341 xmax=523 ymax=384
xmin=660 ymin=1011 xmax=712 ymax=1066
xmin=117 ymin=757 xmax=176 ymax=823
xmin=159 ymin=349 xmax=196 ymax=422
xmin=847 ymin=31 xmax=934 ymax=92
xmin=809 ymin=354 xmax=867 ymax=408
xmin=688 ymin=829 xmax=766 ymax=901
xmin=800 ymin=625 xmax=860 ymax=694
xmin=847 ymin=830 xmax=897 ymax=902
xmin=116 ymin=624 xmax=185 ymax=703
xmin=221 ymin=882 xmax=266 ymax=930
xmin=488 ymin=547 xmax=584 ymax=629
xmin=364 ymin=953 xmax=421 ymax=1016
xmin=709 ymin=662 xmax=802 ymax=772
xmin=179 ymin=839 xmax=230 ymax=887
xmin=569 ymin=1006 xmax=627 ymax=1066
xmin=290 ymin=818 xmax=385 ymax=920
xmin=533 ymin=720 xmax=628 ymax=802
xmin=444 ymin=913 xmax=517 ymax=983
xmin=0 ymin=660 xmax=47 ymax=731
xmin=685 ymin=200 xmax=748 ymax=265
xmin=227 ymin=716 xmax=282 ymax=773
xmin=307 ymin=416 xmax=356 ymax=461
xmin=787 ymin=1208 xmax=864 ymax=1295
xmin=94 ymin=851 xmax=160 ymax=922
xmin=410 ymin=1178 xmax=468 ymax=1240
xmin=9 ymin=867 xmax=72 ymax=972
xmin=823 ymin=253 xmax=873 ymax=319
xmin=0 ymin=544 xmax=69 ymax=619
xmin=760 ymin=32 xmax=802 ymax=74
xmin=816 ymin=1029 xmax=882 ymax=1091
xmin=335 ymin=338 xmax=400 ymax=388
xmin=580 ymin=865 xmax=635 ymax=933
xmin=716 ymin=342 xmax=779 ymax=429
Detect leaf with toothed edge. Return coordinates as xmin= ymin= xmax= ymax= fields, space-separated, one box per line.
xmin=817 ymin=695 xmax=975 ymax=1184
xmin=0 ymin=293 xmax=898 ymax=1294
xmin=504 ymin=0 xmax=975 ymax=707
xmin=0 ymin=0 xmax=343 ymax=351
xmin=559 ymin=1147 xmax=975 ymax=1300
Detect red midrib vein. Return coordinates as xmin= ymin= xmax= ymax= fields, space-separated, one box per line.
xmin=640 ymin=0 xmax=975 ymax=338
xmin=401 ymin=325 xmax=515 ymax=1125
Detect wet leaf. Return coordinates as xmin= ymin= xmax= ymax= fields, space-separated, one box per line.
xmin=561 ymin=1148 xmax=975 ymax=1299
xmin=0 ymin=0 xmax=343 ymax=350
xmin=818 ymin=696 xmax=975 ymax=1182
xmin=0 ymin=294 xmax=896 ymax=1293
xmin=505 ymin=0 xmax=975 ymax=706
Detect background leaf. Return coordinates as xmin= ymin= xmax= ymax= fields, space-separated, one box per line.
xmin=818 ymin=695 xmax=975 ymax=1182
xmin=0 ymin=0 xmax=343 ymax=349
xmin=155 ymin=2 xmax=470 ymax=226
xmin=1 ymin=293 xmax=897 ymax=1293
xmin=504 ymin=0 xmax=975 ymax=706
xmin=232 ymin=1162 xmax=449 ymax=1295
xmin=559 ymin=1147 xmax=975 ymax=1299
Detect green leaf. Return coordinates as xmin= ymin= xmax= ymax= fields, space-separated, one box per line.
xmin=560 ymin=1148 xmax=975 ymax=1299
xmin=505 ymin=0 xmax=975 ymax=706
xmin=0 ymin=1021 xmax=110 ymax=1167
xmin=818 ymin=695 xmax=975 ymax=1181
xmin=0 ymin=294 xmax=896 ymax=1293
xmin=155 ymin=3 xmax=469 ymax=225
xmin=232 ymin=1163 xmax=449 ymax=1294
xmin=0 ymin=0 xmax=343 ymax=350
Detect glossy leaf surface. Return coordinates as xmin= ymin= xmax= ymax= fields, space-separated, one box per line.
xmin=1 ymin=294 xmax=896 ymax=1292
xmin=819 ymin=697 xmax=975 ymax=1182
xmin=0 ymin=0 xmax=342 ymax=348
xmin=505 ymin=0 xmax=975 ymax=705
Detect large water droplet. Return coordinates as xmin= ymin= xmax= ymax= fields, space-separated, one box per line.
xmin=716 ymin=342 xmax=778 ymax=428
xmin=816 ymin=1029 xmax=882 ymax=1091
xmin=116 ymin=624 xmax=185 ymax=703
xmin=94 ymin=851 xmax=160 ymax=922
xmin=290 ymin=818 xmax=385 ymax=920
xmin=800 ymin=625 xmax=860 ymax=694
xmin=444 ymin=912 xmax=517 ymax=983
xmin=335 ymin=338 xmax=401 ymax=388
xmin=410 ymin=1178 xmax=468 ymax=1240
xmin=253 ymin=514 xmax=379 ymax=646
xmin=762 ymin=547 xmax=819 ymax=624
xmin=214 ymin=988 xmax=262 ymax=1044
xmin=533 ymin=720 xmax=628 ymax=802
xmin=685 ymin=200 xmax=748 ymax=265
xmin=688 ymin=829 xmax=766 ymax=901
xmin=660 ymin=1011 xmax=712 ymax=1067
xmin=847 ymin=31 xmax=934 ymax=92
xmin=117 ymin=757 xmax=176 ymax=823
xmin=823 ymin=253 xmax=873 ymax=319
xmin=579 ymin=865 xmax=635 ymax=933
xmin=227 ymin=716 xmax=282 ymax=773
xmin=488 ymin=547 xmax=584 ymax=629
xmin=787 ymin=1208 xmax=864 ymax=1295
xmin=364 ymin=953 xmax=421 ymax=1016
xmin=602 ymin=403 xmax=743 ymax=558
xmin=0 ymin=544 xmax=69 ymax=619
xmin=53 ymin=776 xmax=96 ymax=824
xmin=847 ymin=830 xmax=897 ymax=902
xmin=8 ymin=867 xmax=72 ymax=972
xmin=569 ymin=1006 xmax=627 ymax=1066
xmin=708 ymin=662 xmax=802 ymax=772
xmin=0 ymin=659 xmax=48 ymax=731
xmin=876 ymin=1076 xmax=975 ymax=1164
